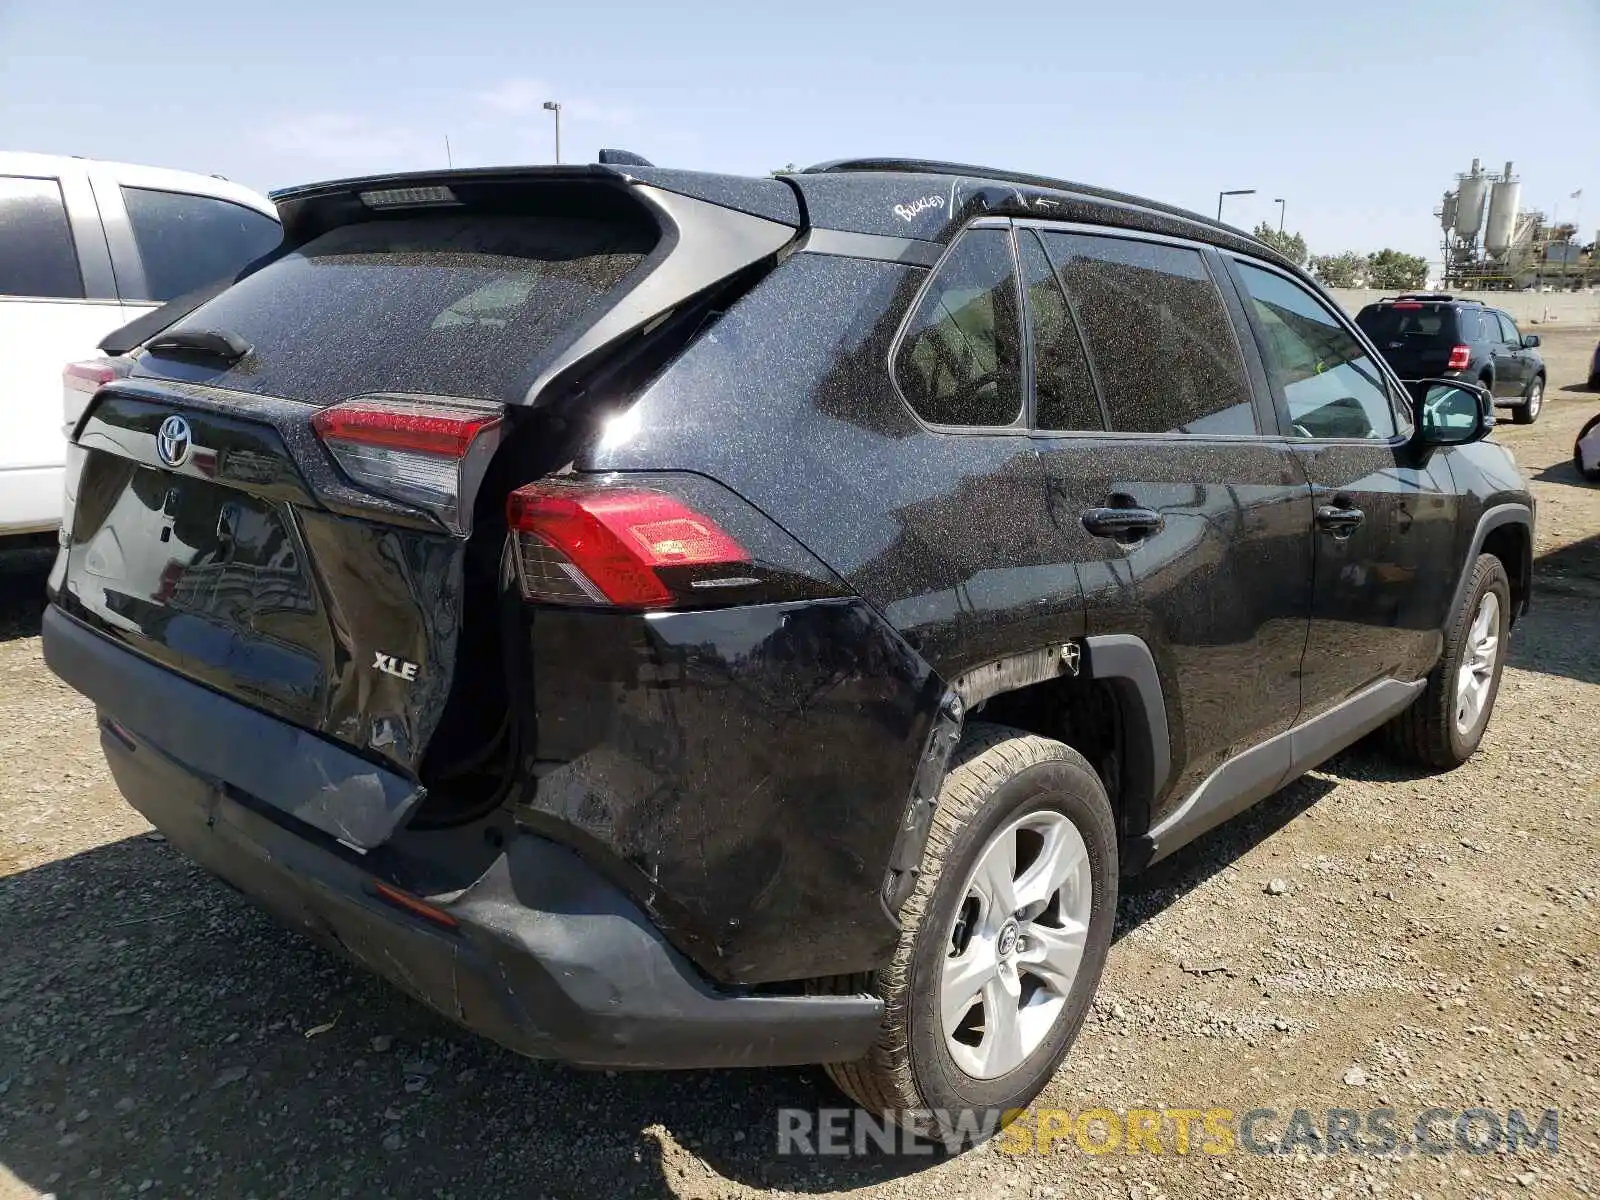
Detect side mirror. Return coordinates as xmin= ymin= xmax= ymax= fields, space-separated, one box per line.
xmin=1411 ymin=379 xmax=1491 ymax=446
xmin=1521 ymin=333 xmax=1541 ymax=349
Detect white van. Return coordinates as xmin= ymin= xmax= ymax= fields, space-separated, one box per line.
xmin=0 ymin=153 xmax=279 ymax=539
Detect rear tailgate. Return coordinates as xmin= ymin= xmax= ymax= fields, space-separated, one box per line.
xmin=1355 ymin=302 xmax=1461 ymax=378
xmin=51 ymin=170 xmax=800 ymax=848
xmin=57 ymin=388 xmax=460 ymax=813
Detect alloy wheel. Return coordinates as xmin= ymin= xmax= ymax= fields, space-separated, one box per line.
xmin=941 ymin=810 xmax=1091 ymax=1080
xmin=1454 ymin=591 xmax=1501 ymax=735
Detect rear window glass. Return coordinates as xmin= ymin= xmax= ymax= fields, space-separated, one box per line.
xmin=1355 ymin=304 xmax=1458 ymax=343
xmin=0 ymin=175 xmax=82 ymax=299
xmin=150 ymin=213 xmax=656 ymax=405
xmin=122 ymin=187 xmax=282 ymax=303
xmin=894 ymin=227 xmax=1023 ymax=427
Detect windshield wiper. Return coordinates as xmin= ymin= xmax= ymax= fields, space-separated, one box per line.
xmin=144 ymin=328 xmax=253 ymax=365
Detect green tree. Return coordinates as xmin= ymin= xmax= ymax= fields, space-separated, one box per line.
xmin=1366 ymin=248 xmax=1429 ymax=291
xmin=1251 ymin=222 xmax=1308 ymax=267
xmin=1310 ymin=252 xmax=1368 ymax=288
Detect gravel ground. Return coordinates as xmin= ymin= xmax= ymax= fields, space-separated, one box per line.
xmin=0 ymin=331 xmax=1596 ymax=1200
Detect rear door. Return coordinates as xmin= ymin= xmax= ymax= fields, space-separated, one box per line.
xmin=1025 ymin=225 xmax=1313 ymax=810
xmin=0 ymin=163 xmax=126 ymax=533
xmin=1228 ymin=258 xmax=1459 ymax=712
xmin=1489 ymin=310 xmax=1527 ymax=395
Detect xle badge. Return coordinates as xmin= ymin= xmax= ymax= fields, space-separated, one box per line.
xmin=373 ymin=652 xmax=419 ymax=682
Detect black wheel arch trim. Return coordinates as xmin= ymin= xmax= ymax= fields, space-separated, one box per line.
xmin=880 ymin=635 xmax=1171 ymax=910
xmin=1452 ymin=502 xmax=1534 ymax=624
xmin=1083 ymin=634 xmax=1171 ymax=847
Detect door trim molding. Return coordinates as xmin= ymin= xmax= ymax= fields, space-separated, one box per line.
xmin=1142 ymin=676 xmax=1423 ymax=864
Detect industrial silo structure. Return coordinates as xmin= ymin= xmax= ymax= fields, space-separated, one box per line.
xmin=1439 ymin=191 xmax=1458 ymax=232
xmin=1455 ymin=159 xmax=1489 ymax=239
xmin=1485 ymin=162 xmax=1521 ymax=255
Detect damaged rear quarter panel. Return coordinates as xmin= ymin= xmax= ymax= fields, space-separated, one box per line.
xmin=512 ymin=600 xmax=942 ymax=985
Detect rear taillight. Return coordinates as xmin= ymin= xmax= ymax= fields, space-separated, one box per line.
xmin=62 ymin=357 xmax=129 ymax=395
xmin=62 ymin=356 xmax=132 ymax=437
xmin=312 ymin=396 xmax=504 ymax=536
xmin=507 ymin=480 xmax=750 ymax=608
xmin=1447 ymin=344 xmax=1472 ymax=371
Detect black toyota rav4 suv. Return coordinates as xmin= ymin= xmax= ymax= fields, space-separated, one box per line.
xmin=44 ymin=157 xmax=1533 ymax=1122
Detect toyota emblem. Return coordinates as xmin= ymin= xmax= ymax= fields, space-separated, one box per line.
xmin=156 ymin=415 xmax=192 ymax=468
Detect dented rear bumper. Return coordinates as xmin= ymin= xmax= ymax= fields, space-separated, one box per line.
xmin=43 ymin=603 xmax=885 ymax=1068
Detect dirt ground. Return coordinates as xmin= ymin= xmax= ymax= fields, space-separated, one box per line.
xmin=0 ymin=331 xmax=1596 ymax=1200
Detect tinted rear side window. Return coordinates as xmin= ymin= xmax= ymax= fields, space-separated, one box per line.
xmin=1017 ymin=230 xmax=1103 ymax=432
xmin=894 ymin=227 xmax=1023 ymax=427
xmin=1040 ymin=233 xmax=1255 ymax=435
xmin=121 ymin=187 xmax=282 ymax=303
xmin=150 ymin=213 xmax=655 ymax=405
xmin=0 ymin=175 xmax=83 ymax=299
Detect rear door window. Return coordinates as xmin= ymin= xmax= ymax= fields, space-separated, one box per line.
xmin=895 ymin=227 xmax=1023 ymax=427
xmin=120 ymin=187 xmax=282 ymax=302
xmin=1017 ymin=230 xmax=1103 ymax=431
xmin=1039 ymin=232 xmax=1255 ymax=435
xmin=148 ymin=212 xmax=656 ymax=405
xmin=0 ymin=175 xmax=83 ymax=299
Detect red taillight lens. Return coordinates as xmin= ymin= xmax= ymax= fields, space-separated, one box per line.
xmin=311 ymin=396 xmax=504 ymax=536
xmin=311 ymin=400 xmax=501 ymax=457
xmin=1447 ymin=344 xmax=1471 ymax=371
xmin=63 ymin=358 xmax=127 ymax=394
xmin=507 ymin=482 xmax=749 ymax=608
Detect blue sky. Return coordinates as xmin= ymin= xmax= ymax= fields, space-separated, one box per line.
xmin=3 ymin=0 xmax=1595 ymax=264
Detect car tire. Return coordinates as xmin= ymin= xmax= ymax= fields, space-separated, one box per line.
xmin=1511 ymin=375 xmax=1544 ymax=424
xmin=820 ymin=723 xmax=1117 ymax=1129
xmin=1383 ymin=554 xmax=1510 ymax=770
xmin=1576 ymin=413 xmax=1600 ymax=482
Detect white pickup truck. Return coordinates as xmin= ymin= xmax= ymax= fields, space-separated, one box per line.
xmin=0 ymin=152 xmax=279 ymax=540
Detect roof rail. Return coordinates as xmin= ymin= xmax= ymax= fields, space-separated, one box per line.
xmin=1394 ymin=292 xmax=1454 ymax=301
xmin=802 ymin=157 xmax=1237 ymax=239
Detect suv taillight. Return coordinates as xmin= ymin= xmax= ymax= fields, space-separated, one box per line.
xmin=312 ymin=396 xmax=504 ymax=536
xmin=507 ymin=480 xmax=750 ymax=608
xmin=62 ymin=356 xmax=133 ymax=437
xmin=62 ymin=357 xmax=131 ymax=396
xmin=1447 ymin=344 xmax=1472 ymax=371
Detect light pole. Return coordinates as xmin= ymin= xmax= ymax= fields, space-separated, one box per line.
xmin=1274 ymin=197 xmax=1286 ymax=233
xmin=1217 ymin=188 xmax=1255 ymax=222
xmin=542 ymin=100 xmax=561 ymax=164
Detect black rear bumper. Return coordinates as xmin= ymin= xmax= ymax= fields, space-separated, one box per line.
xmin=43 ymin=605 xmax=884 ymax=1069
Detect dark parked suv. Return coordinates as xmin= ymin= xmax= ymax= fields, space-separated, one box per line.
xmin=43 ymin=157 xmax=1534 ymax=1122
xmin=1354 ymin=293 xmax=1546 ymax=424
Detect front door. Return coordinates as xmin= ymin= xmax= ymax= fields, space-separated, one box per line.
xmin=1228 ymin=259 xmax=1460 ymax=714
